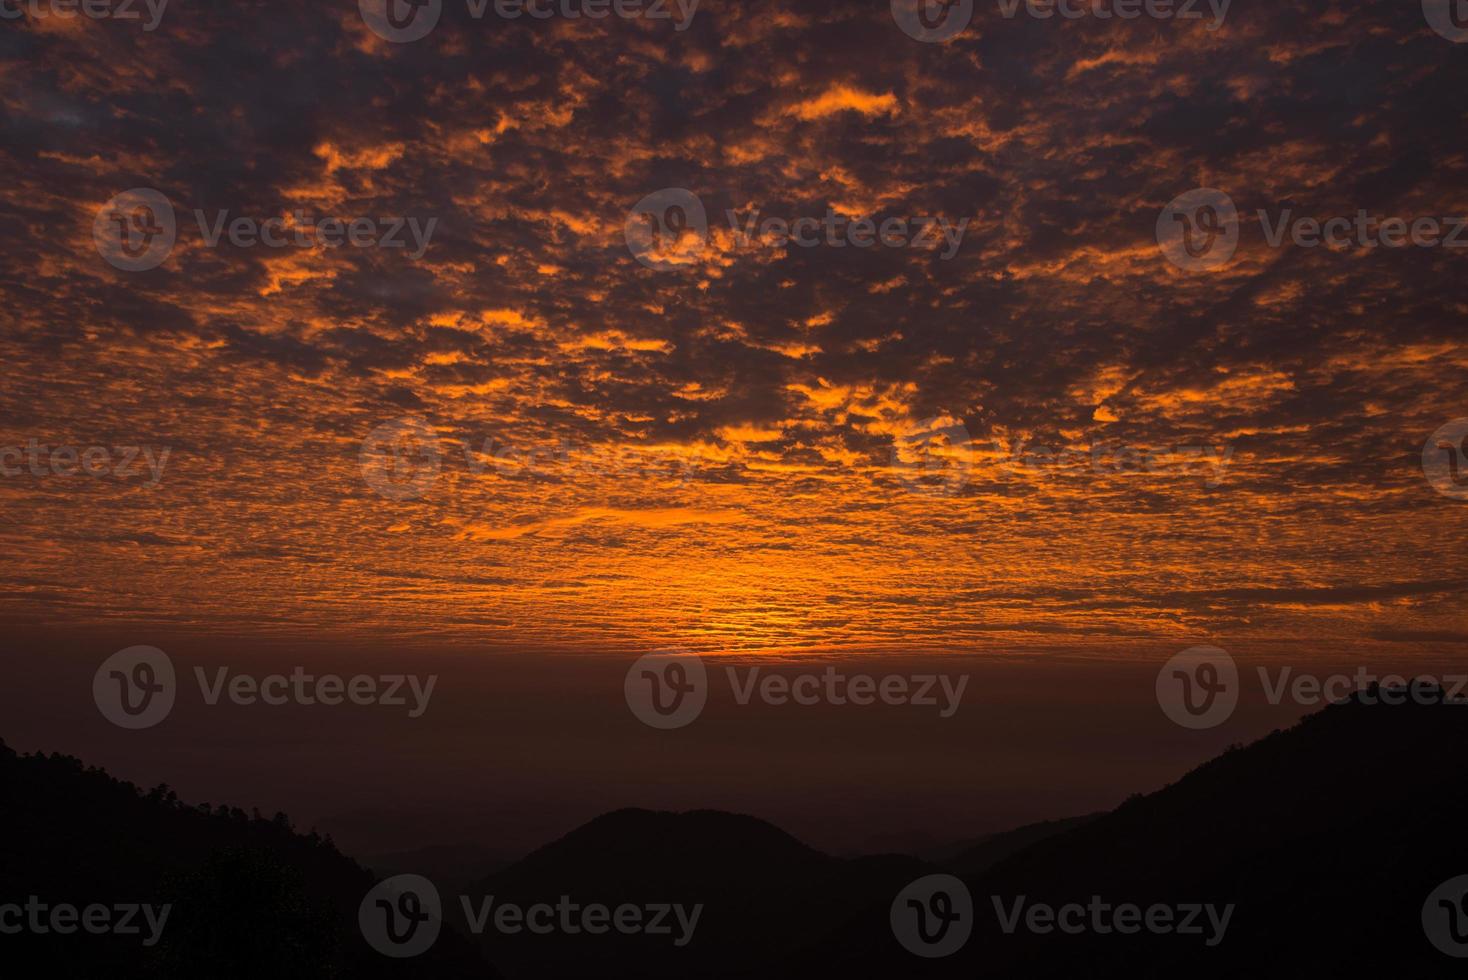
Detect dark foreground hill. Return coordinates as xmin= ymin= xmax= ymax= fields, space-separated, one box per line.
xmin=457 ymin=808 xmax=924 ymax=978
xmin=0 ymin=741 xmax=494 ymax=978
xmin=796 ymin=685 xmax=1468 ymax=977
xmin=930 ymin=813 xmax=1103 ymax=876
xmin=6 ymin=685 xmax=1466 ymax=977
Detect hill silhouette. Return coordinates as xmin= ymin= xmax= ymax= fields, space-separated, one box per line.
xmin=928 ymin=813 xmax=1104 ymax=876
xmin=798 ymin=684 xmax=1468 ymax=976
xmin=7 ymin=685 xmax=1467 ymax=976
xmin=458 ymin=808 xmax=923 ymax=978
xmin=0 ymin=740 xmax=494 ymax=978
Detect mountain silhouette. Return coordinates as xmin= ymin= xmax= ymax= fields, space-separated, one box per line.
xmin=7 ymin=685 xmax=1467 ymax=977
xmin=798 ymin=684 xmax=1468 ymax=976
xmin=363 ymin=841 xmax=511 ymax=896
xmin=458 ymin=808 xmax=923 ymax=978
xmin=0 ymin=740 xmax=495 ymax=978
xmin=928 ymin=813 xmax=1103 ymax=876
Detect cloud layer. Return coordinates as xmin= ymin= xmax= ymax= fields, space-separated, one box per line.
xmin=1 ymin=0 xmax=1465 ymax=654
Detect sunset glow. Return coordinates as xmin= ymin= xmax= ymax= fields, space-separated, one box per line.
xmin=2 ymin=2 xmax=1465 ymax=660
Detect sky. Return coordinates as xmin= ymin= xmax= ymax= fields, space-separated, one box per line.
xmin=1 ymin=0 xmax=1466 ymax=850
xmin=3 ymin=0 xmax=1465 ymax=656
